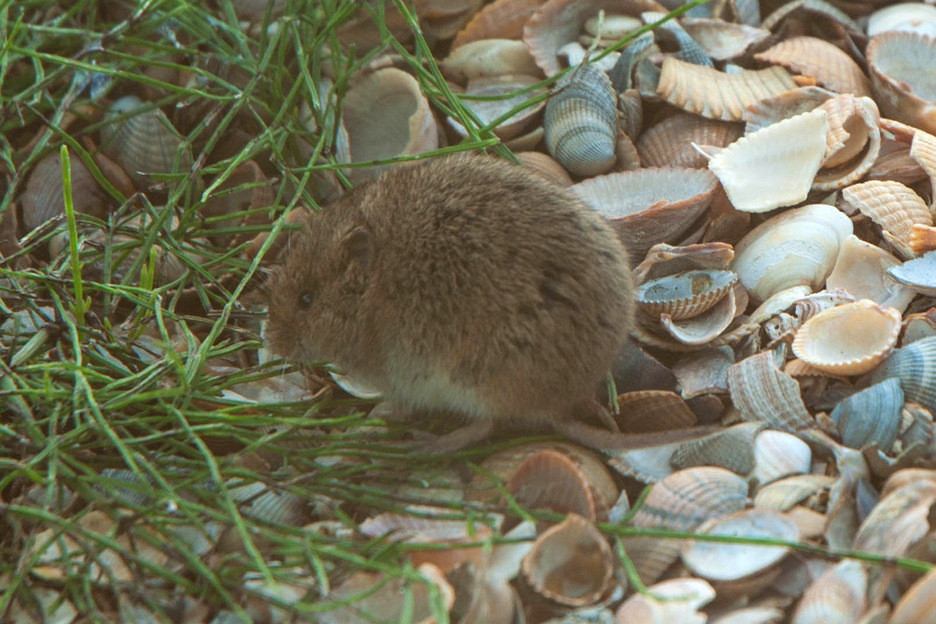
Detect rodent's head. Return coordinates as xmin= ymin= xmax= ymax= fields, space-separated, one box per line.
xmin=264 ymin=192 xmax=373 ymax=367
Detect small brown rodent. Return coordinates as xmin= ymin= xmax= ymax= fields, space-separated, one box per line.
xmin=266 ymin=155 xmax=703 ymax=452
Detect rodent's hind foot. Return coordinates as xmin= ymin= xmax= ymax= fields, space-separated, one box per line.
xmin=409 ymin=419 xmax=495 ymax=455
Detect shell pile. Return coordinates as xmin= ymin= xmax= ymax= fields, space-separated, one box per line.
xmin=7 ymin=0 xmax=936 ymax=623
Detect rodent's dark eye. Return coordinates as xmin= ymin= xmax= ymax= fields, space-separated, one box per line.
xmin=298 ymin=291 xmax=315 ymax=308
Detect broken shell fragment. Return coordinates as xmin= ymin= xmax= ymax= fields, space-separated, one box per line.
xmin=753 ymin=36 xmax=872 ymax=97
xmin=708 ymin=109 xmax=829 ymax=213
xmin=870 ymin=336 xmax=936 ymax=415
xmin=614 ymin=577 xmax=715 ymax=622
xmin=751 ymin=429 xmax=813 ymax=486
xmin=840 ymin=180 xmax=932 ymax=259
xmin=544 ymin=63 xmax=617 ymax=176
xmin=830 ymin=378 xmax=904 ymax=451
xmin=867 ymin=32 xmax=936 ymax=135
xmin=789 ymin=560 xmax=868 ymax=624
xmin=887 ymin=250 xmax=936 ymax=297
xmin=634 ymin=269 xmax=737 ymax=320
xmin=791 ymin=299 xmax=903 ymax=376
xmin=659 ymin=287 xmax=737 ymax=346
xmin=637 ymin=113 xmax=745 ymax=169
xmin=447 ymin=74 xmax=546 ymax=141
xmin=441 ymin=39 xmax=542 ymax=83
xmin=727 ymin=351 xmax=814 ymax=432
xmin=812 ymin=95 xmax=882 ymax=191
xmin=826 ymin=235 xmax=916 ymax=312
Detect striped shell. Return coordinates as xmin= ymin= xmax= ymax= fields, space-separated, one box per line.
xmin=829 ymin=378 xmax=904 ymax=450
xmin=840 ymin=180 xmax=932 ymax=259
xmin=637 ymin=113 xmax=745 ymax=169
xmin=813 ymin=95 xmax=882 ymax=191
xmin=20 ymin=150 xmax=110 ymax=232
xmin=870 ymin=335 xmax=936 ymax=415
xmin=753 ymin=36 xmax=872 ymax=97
xmin=727 ymin=351 xmax=814 ymax=432
xmin=544 ymin=63 xmax=617 ymax=176
xmin=635 ymin=269 xmax=737 ymax=320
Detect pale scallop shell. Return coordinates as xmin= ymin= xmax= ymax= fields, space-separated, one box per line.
xmin=826 ymin=234 xmax=916 ymax=312
xmin=571 ymin=167 xmax=718 ymax=263
xmin=869 ymin=335 xmax=936 ymax=415
xmin=659 ymin=287 xmax=738 ymax=345
xmin=708 ymin=109 xmax=829 ymax=213
xmin=829 ymin=378 xmax=904 ymax=451
xmin=506 ymin=449 xmax=599 ymax=519
xmin=637 ymin=113 xmax=744 ymax=169
xmin=521 ymin=513 xmax=613 ymax=606
xmin=614 ymin=578 xmax=715 ymax=623
xmin=451 ymin=0 xmax=545 ymax=49
xmin=840 ymin=180 xmax=932 ymax=259
xmin=753 ymin=36 xmax=872 ymax=97
xmin=751 ymin=429 xmax=813 ymax=486
xmin=753 ymin=474 xmax=836 ymax=511
xmin=791 ymin=299 xmax=902 ymax=376
xmin=20 ymin=150 xmax=110 ymax=232
xmin=656 ymin=57 xmax=797 ymax=122
xmin=812 ymin=95 xmax=881 ymax=191
xmin=726 ymin=351 xmax=814 ymax=432
xmin=544 ymin=63 xmax=617 ymax=176
xmin=789 ymin=560 xmax=868 ymax=624
xmin=634 ymin=269 xmax=737 ymax=320
xmin=441 ymin=39 xmax=543 ymax=83
xmin=729 ymin=203 xmax=853 ymax=303
xmin=867 ymin=32 xmax=936 ymax=135
xmin=868 ymin=3 xmax=936 ymax=38
xmin=853 ymin=478 xmax=936 ymax=556
xmin=680 ymin=18 xmax=770 ymax=62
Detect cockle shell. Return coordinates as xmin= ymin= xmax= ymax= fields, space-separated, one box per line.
xmin=829 ymin=378 xmax=904 ymax=451
xmin=753 ymin=474 xmax=836 ymax=511
xmin=634 ymin=270 xmax=737 ymax=320
xmin=708 ymin=109 xmax=829 ymax=213
xmin=791 ymin=300 xmax=902 ymax=376
xmin=452 ymin=0 xmax=545 ymax=49
xmin=853 ymin=478 xmax=936 ymax=556
xmin=826 ymin=235 xmax=916 ymax=312
xmin=730 ymin=203 xmax=853 ymax=303
xmin=521 ymin=513 xmax=613 ymax=606
xmin=751 ymin=429 xmax=813 ymax=486
xmin=622 ymin=467 xmax=749 ymax=584
xmin=789 ymin=560 xmax=868 ymax=624
xmin=617 ymin=389 xmax=697 ymax=433
xmin=656 ymin=57 xmax=797 ymax=122
xmin=100 ymin=95 xmax=192 ymax=189
xmin=446 ymin=74 xmax=546 ymax=140
xmin=659 ymin=287 xmax=738 ymax=346
xmin=840 ymin=180 xmax=932 ymax=259
xmin=760 ymin=0 xmax=862 ymax=37
xmin=868 ymin=3 xmax=936 ymax=38
xmin=637 ymin=113 xmax=744 ymax=169
xmin=813 ymin=95 xmax=882 ymax=191
xmin=890 ymin=564 xmax=936 ymax=624
xmin=742 ymin=86 xmax=836 ymax=134
xmin=670 ymin=422 xmax=763 ymax=475
xmin=910 ymin=224 xmax=936 ymax=255
xmin=506 ymin=449 xmax=603 ymax=519
xmin=680 ymin=18 xmax=770 ymax=61
xmin=753 ymin=36 xmax=872 ymax=98
xmin=867 ymin=32 xmax=936 ymax=135
xmin=20 ymin=150 xmax=111 ymax=232
xmin=727 ymin=351 xmax=814 ymax=432
xmin=614 ymin=577 xmax=715 ymax=622
xmin=870 ymin=335 xmax=936 ymax=415
xmin=441 ymin=39 xmax=543 ymax=83
xmin=544 ymin=63 xmax=617 ymax=176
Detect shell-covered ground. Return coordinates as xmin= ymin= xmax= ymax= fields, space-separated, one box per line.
xmin=3 ymin=0 xmax=936 ymax=622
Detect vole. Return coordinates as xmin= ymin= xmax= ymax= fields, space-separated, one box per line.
xmin=265 ymin=155 xmax=709 ymax=452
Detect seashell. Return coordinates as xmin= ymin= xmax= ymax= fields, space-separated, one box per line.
xmin=853 ymin=478 xmax=936 ymax=556
xmin=708 ymin=109 xmax=829 ymax=213
xmin=100 ymin=95 xmax=192 ymax=189
xmin=446 ymin=74 xmax=546 ymax=141
xmin=659 ymin=287 xmax=737 ymax=345
xmin=622 ymin=467 xmax=749 ymax=584
xmin=642 ymin=11 xmax=712 ymax=68
xmin=870 ymin=336 xmax=936 ymax=415
xmin=751 ymin=429 xmax=813 ymax=486
xmin=340 ymin=68 xmax=439 ymax=180
xmin=760 ymin=0 xmax=862 ymax=37
xmin=789 ymin=560 xmax=867 ymax=624
xmin=634 ymin=241 xmax=734 ymax=283
xmin=572 ymin=167 xmax=718 ymax=263
xmin=868 ymin=3 xmax=936 ymax=38
xmin=840 ymin=180 xmax=932 ymax=259
xmin=515 ymin=151 xmax=573 ymax=186
xmin=680 ymin=18 xmax=770 ymax=62
xmin=614 ymin=577 xmax=715 ymax=622
xmin=910 ymin=224 xmax=936 ymax=255
xmin=20 ymin=150 xmax=111 ymax=232
xmin=584 ymin=13 xmax=642 ymax=40
xmin=523 ymin=0 xmax=665 ymax=77
xmin=671 ymin=346 xmax=734 ymax=399
xmin=521 ymin=513 xmax=613 ymax=606
xmin=228 ymin=480 xmax=309 ymax=527
xmin=637 ymin=113 xmax=744 ymax=169
xmin=826 ymin=235 xmax=916 ymax=313
xmin=681 ymin=509 xmax=799 ymax=585
xmin=616 ymin=389 xmax=697 ymax=434
xmin=812 ymin=95 xmax=882 ymax=191
xmin=867 ymin=32 xmax=936 ymax=135
xmin=887 ymin=250 xmax=936 ymax=297
xmin=670 ymin=422 xmax=763 ymax=475
xmin=441 ymin=39 xmax=543 ymax=84
xmin=910 ymin=124 xmax=936 ymax=204
xmin=614 ymin=128 xmax=642 ymax=171
xmin=453 ymin=0 xmax=546 ymax=49
xmin=753 ymin=474 xmax=836 ymax=511
xmin=656 ymin=56 xmax=797 ymax=122
xmin=890 ymin=563 xmax=936 ymax=624
xmin=543 ymin=63 xmax=616 ymax=176
xmin=634 ymin=269 xmax=737 ymax=320
xmin=829 ymin=378 xmax=904 ymax=451
xmin=727 ymin=351 xmax=814 ymax=432
xmin=753 ymin=37 xmax=871 ymax=98
xmin=506 ymin=449 xmax=600 ymax=520
xmin=502 ymin=125 xmax=543 ymax=151
xmin=903 ymin=310 xmax=936 ymax=345
xmin=742 ymin=86 xmax=836 ymax=134
xmin=730 ymin=203 xmax=853 ymax=303
xmin=791 ymin=300 xmax=902 ymax=376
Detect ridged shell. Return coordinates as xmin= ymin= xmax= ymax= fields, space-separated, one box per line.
xmin=869 ymin=335 xmax=936 ymax=415
xmin=890 ymin=564 xmax=936 ymax=624
xmin=614 ymin=578 xmax=715 ymax=622
xmin=616 ymin=389 xmax=697 ymax=435
xmin=853 ymin=478 xmax=936 ymax=556
xmin=753 ymin=37 xmax=871 ymax=98
xmin=887 ymin=250 xmax=936 ymax=297
xmin=789 ymin=560 xmax=867 ymax=624
xmin=670 ymin=422 xmax=763 ymax=475
xmin=20 ymin=150 xmax=110 ymax=232
xmin=339 ymin=68 xmax=439 ymax=180
xmin=867 ymin=32 xmax=936 ymax=135
xmin=622 ymin=467 xmax=749 ymax=584
xmin=100 ymin=95 xmax=192 ymax=188
xmin=709 ymin=109 xmax=829 ymax=213
xmin=656 ymin=57 xmax=797 ymax=122
xmin=441 ymin=39 xmax=542 ymax=83
xmin=681 ymin=18 xmax=770 ymax=62
xmin=829 ymin=378 xmax=904 ymax=451
xmin=730 ymin=203 xmax=853 ymax=303
xmin=826 ymin=235 xmax=916 ymax=312
xmin=868 ymin=3 xmax=936 ymax=38
xmin=637 ymin=113 xmax=745 ymax=169
xmin=506 ymin=449 xmax=598 ymax=519
xmin=761 ymin=0 xmax=862 ymax=35
xmin=544 ymin=63 xmax=616 ymax=176
xmin=751 ymin=429 xmax=813 ymax=486
xmin=753 ymin=474 xmax=836 ymax=511
xmin=521 ymin=513 xmax=613 ymax=606
xmin=742 ymin=86 xmax=835 ymax=134
xmin=840 ymin=180 xmax=932 ymax=259
xmin=813 ymin=95 xmax=882 ymax=191
xmin=791 ymin=300 xmax=902 ymax=376
xmin=659 ymin=287 xmax=737 ymax=346
xmin=452 ymin=0 xmax=546 ymax=49
xmin=515 ymin=151 xmax=573 ymax=186
xmin=910 ymin=124 xmax=936 ymax=204
xmin=911 ymin=224 xmax=936 ymax=255
xmin=446 ymin=74 xmax=546 ymax=140
xmin=571 ymin=167 xmax=718 ymax=263
xmin=727 ymin=351 xmax=814 ymax=432
xmin=635 ymin=269 xmax=737 ymax=320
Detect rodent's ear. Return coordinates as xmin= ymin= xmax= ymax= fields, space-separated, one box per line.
xmin=341 ymin=226 xmax=370 ymax=272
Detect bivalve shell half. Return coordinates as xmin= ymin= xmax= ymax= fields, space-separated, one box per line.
xmin=521 ymin=513 xmax=613 ymax=607
xmin=789 ymin=560 xmax=867 ymax=624
xmin=670 ymin=422 xmax=763 ymax=475
xmin=544 ymin=63 xmax=617 ymax=176
xmin=506 ymin=449 xmax=599 ymax=520
xmin=20 ymin=150 xmax=110 ymax=232
xmin=852 ymin=478 xmax=936 ymax=556
xmin=634 ymin=269 xmax=737 ymax=320
xmin=826 ymin=235 xmax=916 ymax=312
xmin=840 ymin=180 xmax=932 ymax=259
xmin=867 ymin=32 xmax=936 ymax=135
xmin=812 ymin=95 xmax=882 ymax=191
xmin=681 ymin=18 xmax=770 ymax=62
xmin=869 ymin=335 xmax=936 ymax=415
xmin=891 ymin=564 xmax=936 ymax=624
xmin=751 ymin=429 xmax=812 ymax=486
xmin=441 ymin=39 xmax=543 ymax=83
xmin=708 ymin=109 xmax=829 ymax=213
xmin=829 ymin=378 xmax=904 ymax=451
xmin=637 ymin=113 xmax=745 ymax=169
xmin=656 ymin=56 xmax=797 ymax=122
xmin=730 ymin=203 xmax=853 ymax=303
xmin=614 ymin=577 xmax=715 ymax=623
xmin=727 ymin=351 xmax=814 ymax=432
xmin=446 ymin=74 xmax=546 ymax=140
xmin=452 ymin=0 xmax=545 ymax=49
xmin=791 ymin=299 xmax=902 ymax=376
xmin=753 ymin=36 xmax=872 ymax=98
xmin=868 ymin=3 xmax=936 ymax=38
xmin=887 ymin=250 xmax=936 ymax=297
